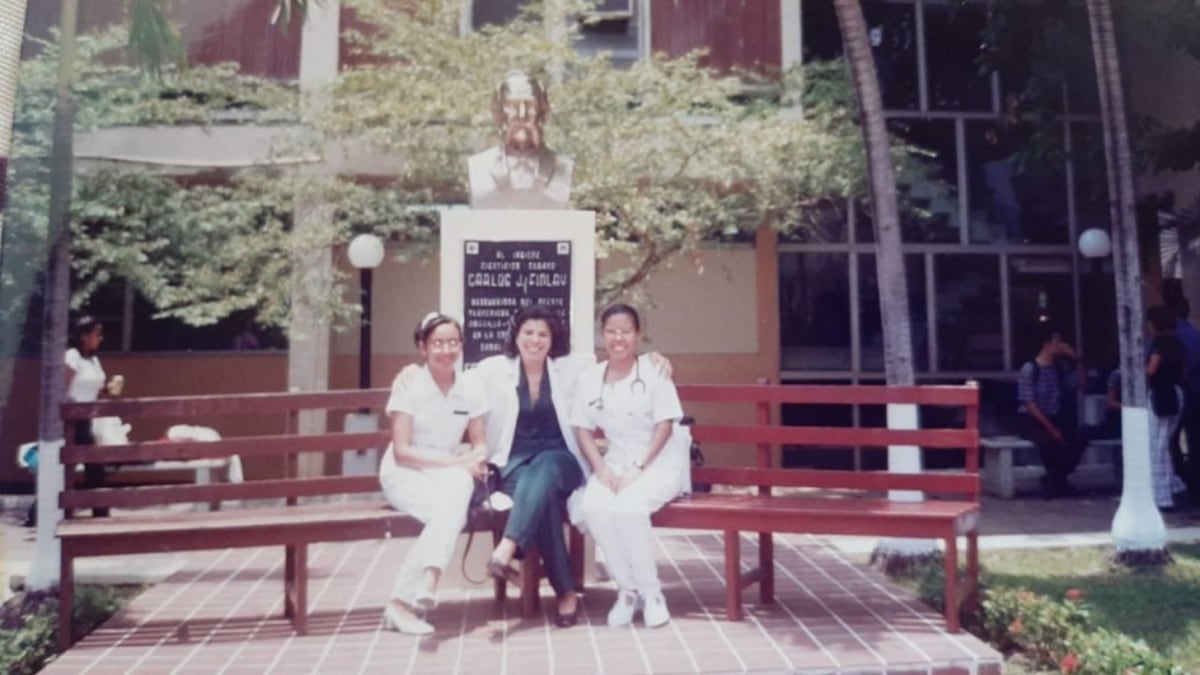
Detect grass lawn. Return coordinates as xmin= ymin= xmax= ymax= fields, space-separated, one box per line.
xmin=979 ymin=543 xmax=1200 ymax=672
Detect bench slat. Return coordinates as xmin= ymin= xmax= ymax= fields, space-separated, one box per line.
xmin=690 ymin=424 xmax=977 ymax=450
xmin=61 ymin=389 xmax=389 ymax=420
xmin=691 ymin=466 xmax=979 ymax=496
xmin=677 ymin=383 xmax=979 ymax=406
xmin=60 ymin=475 xmax=382 ymax=510
xmin=62 ymin=431 xmax=390 ymax=465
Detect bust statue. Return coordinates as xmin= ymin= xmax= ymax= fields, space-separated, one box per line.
xmin=468 ymin=70 xmax=574 ymax=210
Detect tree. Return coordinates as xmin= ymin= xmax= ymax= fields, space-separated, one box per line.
xmin=0 ymin=0 xmax=28 ymax=250
xmin=830 ymin=0 xmax=929 ymax=570
xmin=1085 ymin=0 xmax=1167 ymax=565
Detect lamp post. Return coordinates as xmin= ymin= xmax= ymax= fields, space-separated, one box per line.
xmin=347 ymin=233 xmax=385 ymax=389
xmin=343 ymin=233 xmax=384 ymax=477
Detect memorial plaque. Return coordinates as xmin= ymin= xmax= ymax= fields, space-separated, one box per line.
xmin=462 ymin=239 xmax=572 ymax=365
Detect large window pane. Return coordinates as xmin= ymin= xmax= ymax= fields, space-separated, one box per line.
xmin=800 ymin=0 xmax=918 ymax=110
xmin=924 ymin=2 xmax=991 ymax=112
xmin=966 ymin=118 xmax=1068 ymax=244
xmin=779 ymin=253 xmax=851 ymax=371
xmin=859 ymin=253 xmax=928 ymax=372
xmin=1008 ymin=256 xmax=1077 ymax=364
xmin=865 ymin=1 xmax=919 ymax=110
xmin=935 ymin=255 xmax=1002 ymax=370
xmin=780 ymin=200 xmax=848 ymax=244
xmin=890 ymin=118 xmax=960 ymax=243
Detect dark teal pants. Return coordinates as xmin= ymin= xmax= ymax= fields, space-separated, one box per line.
xmin=499 ymin=449 xmax=583 ymax=596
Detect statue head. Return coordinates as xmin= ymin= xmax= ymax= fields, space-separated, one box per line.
xmin=492 ymin=70 xmax=550 ymax=153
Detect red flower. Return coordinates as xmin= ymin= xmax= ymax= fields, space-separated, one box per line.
xmin=1008 ymin=618 xmax=1023 ymax=634
xmin=1060 ymin=652 xmax=1079 ymax=673
xmin=1064 ymin=588 xmax=1083 ymax=602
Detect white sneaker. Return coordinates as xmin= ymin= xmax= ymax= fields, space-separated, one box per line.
xmin=641 ymin=591 xmax=670 ymax=628
xmin=384 ymin=603 xmax=434 ymax=635
xmin=606 ymin=589 xmax=639 ymax=627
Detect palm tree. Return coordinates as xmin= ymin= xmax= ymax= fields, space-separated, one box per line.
xmin=0 ymin=0 xmax=30 ymax=251
xmin=1084 ymin=0 xmax=1167 ymax=565
xmin=830 ymin=0 xmax=931 ymax=569
xmin=18 ymin=0 xmax=316 ymax=591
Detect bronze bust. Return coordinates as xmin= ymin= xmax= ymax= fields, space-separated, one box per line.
xmin=468 ymin=71 xmax=574 ymax=210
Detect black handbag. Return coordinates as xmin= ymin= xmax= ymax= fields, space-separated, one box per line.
xmin=461 ymin=462 xmax=503 ymax=583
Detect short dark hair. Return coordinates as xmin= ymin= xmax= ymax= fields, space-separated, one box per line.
xmin=72 ymin=315 xmax=101 ymax=349
xmin=1035 ymin=322 xmax=1060 ymax=348
xmin=413 ymin=312 xmax=461 ymax=347
xmin=600 ymin=303 xmax=641 ymax=332
xmin=503 ymin=304 xmax=569 ymax=359
xmin=1147 ymin=305 xmax=1175 ymax=333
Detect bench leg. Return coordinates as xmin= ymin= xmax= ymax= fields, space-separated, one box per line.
xmin=569 ymin=525 xmax=586 ymax=592
xmin=284 ymin=544 xmax=308 ymax=635
xmin=724 ymin=530 xmax=742 ymax=621
xmin=943 ymin=536 xmax=960 ymax=633
xmin=58 ymin=550 xmax=75 ymax=652
xmin=492 ymin=529 xmax=507 ymax=606
xmin=966 ymin=530 xmax=980 ymax=617
xmin=521 ymin=549 xmax=541 ymax=618
xmin=758 ymin=532 xmax=774 ymax=605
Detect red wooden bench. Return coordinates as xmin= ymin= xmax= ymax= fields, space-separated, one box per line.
xmin=653 ymin=382 xmax=981 ymax=632
xmin=56 ymin=390 xmax=579 ymax=650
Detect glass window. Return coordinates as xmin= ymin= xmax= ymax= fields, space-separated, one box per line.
xmin=890 ymin=118 xmax=960 ymax=243
xmin=1008 ymin=255 xmax=1077 ymax=364
xmin=130 ymin=297 xmax=285 ymax=352
xmin=800 ymin=0 xmax=918 ymax=110
xmin=576 ymin=12 xmax=640 ymax=69
xmin=472 ymin=0 xmax=523 ymax=29
xmin=935 ymin=254 xmax=1002 ymax=371
xmin=859 ymin=253 xmax=928 ymax=372
xmin=924 ymin=2 xmax=992 ymax=111
xmin=966 ymin=117 xmax=1068 ymax=244
xmin=779 ymin=253 xmax=851 ymax=371
xmin=865 ymin=1 xmax=919 ymax=110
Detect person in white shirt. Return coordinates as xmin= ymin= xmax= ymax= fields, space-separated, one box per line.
xmin=571 ymin=304 xmax=690 ymax=628
xmin=64 ymin=316 xmax=121 ymax=517
xmin=379 ymin=312 xmax=489 ymax=635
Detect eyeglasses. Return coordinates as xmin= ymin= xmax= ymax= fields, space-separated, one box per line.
xmin=426 ymin=338 xmax=462 ymax=352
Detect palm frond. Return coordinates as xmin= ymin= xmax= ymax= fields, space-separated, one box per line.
xmin=126 ymin=0 xmax=183 ymax=78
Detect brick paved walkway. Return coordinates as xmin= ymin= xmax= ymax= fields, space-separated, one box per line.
xmin=44 ymin=532 xmax=1000 ymax=674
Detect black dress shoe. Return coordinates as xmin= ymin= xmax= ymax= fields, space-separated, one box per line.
xmin=554 ymin=603 xmax=580 ymax=628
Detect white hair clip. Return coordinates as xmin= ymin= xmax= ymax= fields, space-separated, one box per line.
xmin=420 ymin=311 xmax=443 ymax=330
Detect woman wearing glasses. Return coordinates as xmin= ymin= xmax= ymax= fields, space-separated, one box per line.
xmin=379 ymin=312 xmax=490 ymax=635
xmin=475 ymin=304 xmax=594 ymax=627
xmin=571 ymin=304 xmax=690 ymax=628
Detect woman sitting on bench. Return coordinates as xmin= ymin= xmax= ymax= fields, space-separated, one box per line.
xmin=378 ymin=312 xmax=490 ymax=635
xmin=572 ymin=304 xmax=690 ymax=628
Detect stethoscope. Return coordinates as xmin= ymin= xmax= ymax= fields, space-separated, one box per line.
xmin=588 ymin=358 xmax=647 ymax=411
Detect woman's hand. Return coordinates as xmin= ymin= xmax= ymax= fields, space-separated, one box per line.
xmin=460 ymin=447 xmax=488 ymax=478
xmin=616 ymin=467 xmax=642 ymax=493
xmin=596 ymin=465 xmax=621 ymax=492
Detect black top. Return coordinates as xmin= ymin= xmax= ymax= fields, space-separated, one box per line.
xmin=1149 ymin=333 xmax=1186 ymax=415
xmin=505 ymin=366 xmax=569 ymax=474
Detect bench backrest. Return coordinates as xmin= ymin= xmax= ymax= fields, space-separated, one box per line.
xmin=677 ymin=383 xmax=980 ymax=500
xmin=59 ymin=389 xmax=392 ymax=516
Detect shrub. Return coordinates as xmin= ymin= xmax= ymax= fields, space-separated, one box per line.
xmin=0 ymin=585 xmax=135 ymax=675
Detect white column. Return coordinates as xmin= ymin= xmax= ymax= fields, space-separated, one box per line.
xmin=876 ymin=402 xmax=938 ymax=558
xmin=289 ymin=0 xmax=341 ymax=477
xmin=1111 ymin=406 xmax=1166 ymax=551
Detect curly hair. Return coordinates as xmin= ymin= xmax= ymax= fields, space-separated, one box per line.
xmin=503 ymin=304 xmax=570 ymax=359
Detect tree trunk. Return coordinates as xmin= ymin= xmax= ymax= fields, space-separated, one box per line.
xmin=1086 ymin=0 xmax=1166 ymax=563
xmin=0 ymin=0 xmax=29 ymax=250
xmin=28 ymin=0 xmax=77 ymax=591
xmin=832 ymin=0 xmax=930 ymax=569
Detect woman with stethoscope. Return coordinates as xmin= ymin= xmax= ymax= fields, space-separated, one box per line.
xmin=378 ymin=312 xmax=490 ymax=635
xmin=571 ymin=304 xmax=691 ymax=628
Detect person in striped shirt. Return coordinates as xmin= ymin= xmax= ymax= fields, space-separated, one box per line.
xmin=1017 ymin=324 xmax=1086 ymax=497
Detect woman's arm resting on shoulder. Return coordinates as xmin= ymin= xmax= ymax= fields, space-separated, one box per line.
xmin=646 ymin=352 xmax=673 ymax=379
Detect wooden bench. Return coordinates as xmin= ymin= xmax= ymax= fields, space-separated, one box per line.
xmin=654 ymin=383 xmax=981 ymax=632
xmin=56 ymin=389 xmax=581 ymax=650
xmin=980 ymin=435 xmax=1121 ymax=498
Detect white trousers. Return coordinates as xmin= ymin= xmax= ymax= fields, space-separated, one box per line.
xmin=579 ymin=460 xmax=682 ymax=595
xmin=379 ymin=464 xmax=475 ymax=604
